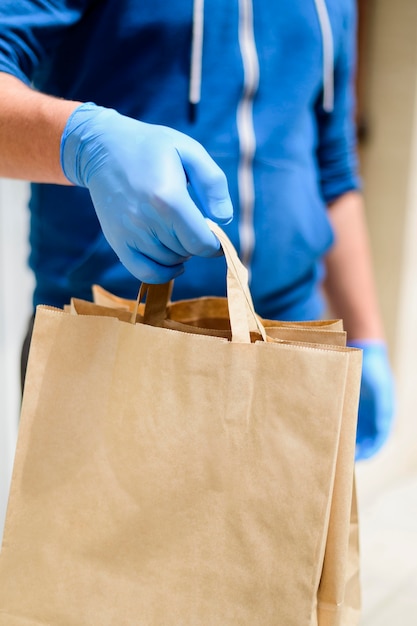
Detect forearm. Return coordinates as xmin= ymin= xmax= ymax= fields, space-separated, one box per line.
xmin=323 ymin=190 xmax=385 ymax=340
xmin=0 ymin=72 xmax=81 ymax=184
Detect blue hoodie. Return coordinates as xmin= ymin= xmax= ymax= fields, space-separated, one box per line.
xmin=0 ymin=0 xmax=360 ymax=319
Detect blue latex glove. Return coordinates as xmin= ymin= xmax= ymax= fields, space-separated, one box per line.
xmin=348 ymin=339 xmax=396 ymax=461
xmin=60 ymin=102 xmax=233 ymax=283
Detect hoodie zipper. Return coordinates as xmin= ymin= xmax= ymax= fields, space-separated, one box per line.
xmin=237 ymin=0 xmax=259 ymax=272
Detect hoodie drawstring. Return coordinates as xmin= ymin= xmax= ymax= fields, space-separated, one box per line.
xmin=189 ymin=0 xmax=205 ymax=122
xmin=313 ymin=0 xmax=334 ymax=112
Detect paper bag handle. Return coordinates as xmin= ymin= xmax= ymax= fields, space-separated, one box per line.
xmin=208 ymin=220 xmax=266 ymax=342
xmin=135 ymin=221 xmax=266 ymax=343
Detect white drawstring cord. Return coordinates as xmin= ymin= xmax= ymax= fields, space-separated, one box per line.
xmin=313 ymin=0 xmax=334 ymax=112
xmin=189 ymin=0 xmax=205 ymax=121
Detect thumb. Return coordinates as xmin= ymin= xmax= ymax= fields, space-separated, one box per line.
xmin=177 ymin=137 xmax=233 ymax=224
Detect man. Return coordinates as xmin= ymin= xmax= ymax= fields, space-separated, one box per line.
xmin=0 ymin=0 xmax=394 ymax=458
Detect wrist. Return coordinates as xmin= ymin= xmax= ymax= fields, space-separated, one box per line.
xmin=60 ymin=101 xmax=108 ymax=186
xmin=339 ymin=314 xmax=385 ymax=344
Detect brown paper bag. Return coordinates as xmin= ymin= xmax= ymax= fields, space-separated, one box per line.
xmin=91 ymin=282 xmax=361 ymax=626
xmin=0 ymin=224 xmax=362 ymax=626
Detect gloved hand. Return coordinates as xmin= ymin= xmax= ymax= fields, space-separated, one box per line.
xmin=60 ymin=102 xmax=233 ymax=283
xmin=348 ymin=339 xmax=396 ymax=461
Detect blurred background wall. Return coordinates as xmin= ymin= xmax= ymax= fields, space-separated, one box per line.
xmin=355 ymin=0 xmax=417 ymax=495
xmin=0 ymin=0 xmax=417 ymax=621
xmin=0 ymin=179 xmax=32 ymax=536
